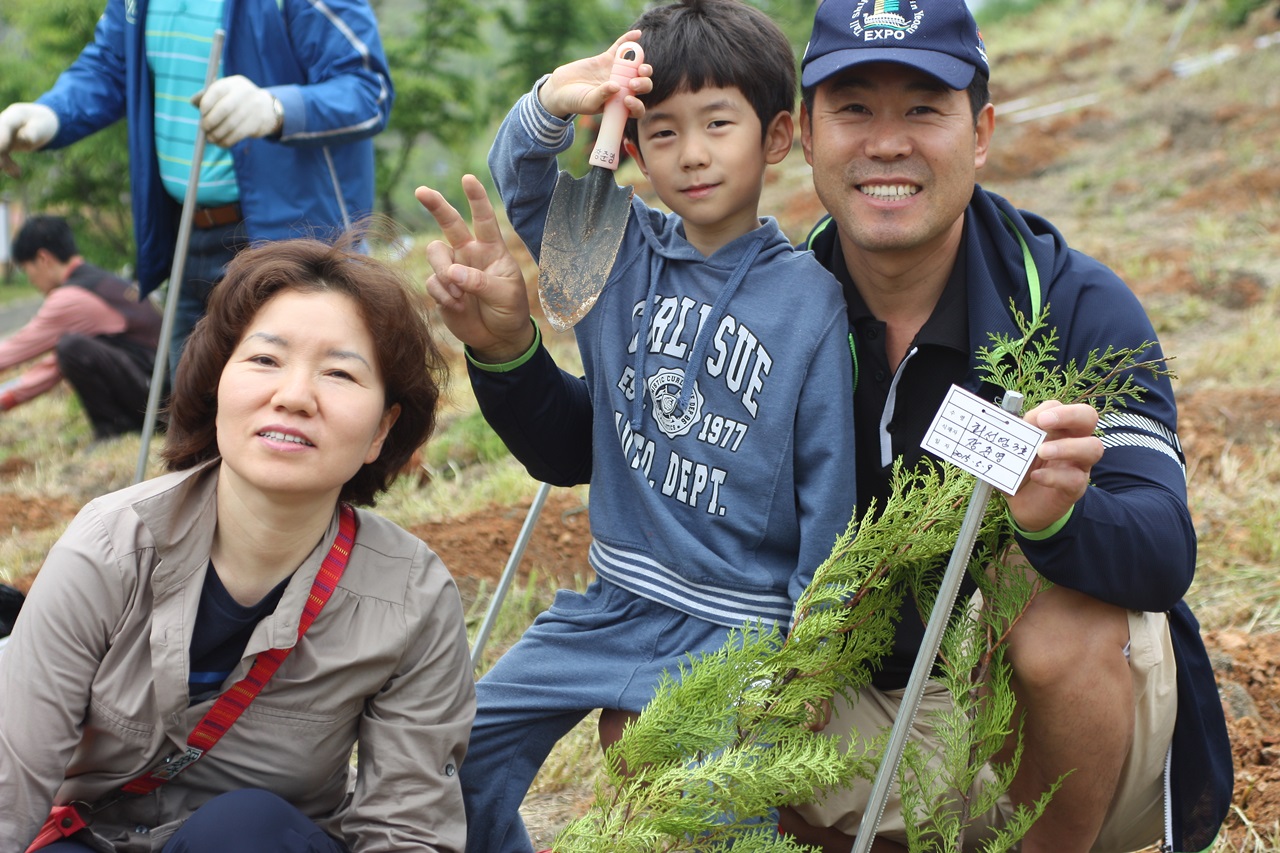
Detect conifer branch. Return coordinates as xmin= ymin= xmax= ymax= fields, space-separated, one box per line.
xmin=550 ymin=308 xmax=1170 ymax=851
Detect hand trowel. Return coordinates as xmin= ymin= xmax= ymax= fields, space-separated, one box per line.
xmin=536 ymin=41 xmax=645 ymax=332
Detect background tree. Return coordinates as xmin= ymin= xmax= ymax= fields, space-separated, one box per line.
xmin=494 ymin=0 xmax=639 ymax=108
xmin=752 ymin=0 xmax=825 ymax=53
xmin=372 ymin=0 xmax=488 ymax=223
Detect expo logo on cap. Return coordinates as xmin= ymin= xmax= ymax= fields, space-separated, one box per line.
xmin=801 ymin=0 xmax=988 ymax=90
xmin=851 ymin=0 xmax=925 ymax=42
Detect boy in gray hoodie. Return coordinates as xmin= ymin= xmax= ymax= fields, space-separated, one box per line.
xmin=427 ymin=3 xmax=857 ymax=850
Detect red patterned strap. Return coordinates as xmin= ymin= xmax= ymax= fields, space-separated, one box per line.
xmin=120 ymin=503 xmax=357 ymax=796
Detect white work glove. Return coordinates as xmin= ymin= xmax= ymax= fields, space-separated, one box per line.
xmin=193 ymin=75 xmax=282 ymax=148
xmin=0 ymin=103 xmax=59 ymax=177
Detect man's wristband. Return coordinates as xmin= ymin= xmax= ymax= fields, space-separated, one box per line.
xmin=1008 ymin=505 xmax=1074 ymax=540
xmin=465 ymin=319 xmax=541 ymax=373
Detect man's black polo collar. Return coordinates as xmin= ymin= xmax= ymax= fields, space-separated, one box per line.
xmin=813 ymin=223 xmax=972 ymax=513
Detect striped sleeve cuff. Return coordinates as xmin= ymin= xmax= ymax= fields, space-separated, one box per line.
xmin=1099 ymin=411 xmax=1186 ymax=474
xmin=519 ymin=75 xmax=574 ymax=150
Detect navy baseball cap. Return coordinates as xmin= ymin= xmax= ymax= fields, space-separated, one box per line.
xmin=801 ymin=0 xmax=989 ymax=91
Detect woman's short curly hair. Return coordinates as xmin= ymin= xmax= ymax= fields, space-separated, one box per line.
xmin=161 ymin=235 xmax=447 ymax=506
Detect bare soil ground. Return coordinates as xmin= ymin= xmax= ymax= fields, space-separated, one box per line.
xmin=404 ymin=490 xmax=592 ymax=613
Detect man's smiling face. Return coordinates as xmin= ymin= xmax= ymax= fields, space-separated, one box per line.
xmin=801 ymin=62 xmax=994 ymax=262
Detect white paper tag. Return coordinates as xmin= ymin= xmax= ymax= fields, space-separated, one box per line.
xmin=921 ymin=386 xmax=1046 ymax=494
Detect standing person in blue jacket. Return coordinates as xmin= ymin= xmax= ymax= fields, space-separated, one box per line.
xmin=417 ymin=2 xmax=857 ymax=851
xmin=417 ymin=1 xmax=1232 ymax=851
xmin=0 ymin=0 xmax=393 ymax=377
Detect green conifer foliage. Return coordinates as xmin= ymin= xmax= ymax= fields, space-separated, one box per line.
xmin=553 ymin=305 xmax=1173 ymax=852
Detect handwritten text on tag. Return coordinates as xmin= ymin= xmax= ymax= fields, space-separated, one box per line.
xmin=921 ymin=386 xmax=1046 ymax=493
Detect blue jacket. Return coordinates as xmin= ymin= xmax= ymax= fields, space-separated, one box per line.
xmin=35 ymin=0 xmax=392 ymax=296
xmin=485 ymin=89 xmax=857 ymax=629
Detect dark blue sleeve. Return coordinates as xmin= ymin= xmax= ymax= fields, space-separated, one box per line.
xmin=269 ymin=0 xmax=393 ymax=147
xmin=1015 ymin=446 xmax=1194 ymax=612
xmin=1014 ymin=253 xmax=1194 ymax=612
xmin=468 ymin=341 xmax=593 ymax=487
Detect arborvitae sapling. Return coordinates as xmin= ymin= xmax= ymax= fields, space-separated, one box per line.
xmin=552 ymin=305 xmax=1173 ymax=852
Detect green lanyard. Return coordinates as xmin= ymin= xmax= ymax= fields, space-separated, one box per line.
xmin=1006 ymin=210 xmax=1043 ymax=319
xmin=986 ymin=210 xmax=1043 ymax=365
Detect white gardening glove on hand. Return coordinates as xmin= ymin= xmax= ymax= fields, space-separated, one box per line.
xmin=192 ymin=75 xmax=282 ymax=148
xmin=0 ymin=103 xmax=59 ymax=177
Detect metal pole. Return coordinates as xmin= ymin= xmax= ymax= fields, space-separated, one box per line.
xmin=1164 ymin=0 xmax=1201 ymax=62
xmin=134 ymin=30 xmax=224 ymax=484
xmin=1122 ymin=0 xmax=1148 ymax=37
xmin=851 ymin=389 xmax=1025 ymax=853
xmin=470 ymin=480 xmax=553 ymax=668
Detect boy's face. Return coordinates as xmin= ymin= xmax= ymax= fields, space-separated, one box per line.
xmin=627 ymin=85 xmax=792 ymax=256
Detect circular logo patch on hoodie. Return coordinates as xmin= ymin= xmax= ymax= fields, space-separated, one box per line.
xmin=647 ymin=368 xmax=702 ymax=438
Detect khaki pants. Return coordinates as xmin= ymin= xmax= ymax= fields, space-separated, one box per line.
xmin=793 ymin=609 xmax=1176 ymax=852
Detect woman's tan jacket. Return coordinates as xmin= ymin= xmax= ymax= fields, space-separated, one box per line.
xmin=0 ymin=461 xmax=475 ymax=852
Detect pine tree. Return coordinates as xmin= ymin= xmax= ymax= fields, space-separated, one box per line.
xmin=551 ymin=304 xmax=1173 ymax=852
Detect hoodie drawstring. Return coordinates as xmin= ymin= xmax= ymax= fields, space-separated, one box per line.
xmin=629 ymin=231 xmax=767 ymax=431
xmin=630 ymin=251 xmax=667 ymax=430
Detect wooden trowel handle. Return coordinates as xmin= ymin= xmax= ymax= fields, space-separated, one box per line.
xmin=588 ymin=41 xmax=645 ymax=171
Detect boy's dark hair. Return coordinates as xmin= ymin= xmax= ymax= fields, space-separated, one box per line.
xmin=161 ymin=234 xmax=449 ymax=507
xmin=801 ymin=70 xmax=991 ymax=125
xmin=624 ymin=0 xmax=796 ymax=147
xmin=11 ymin=215 xmax=78 ymax=264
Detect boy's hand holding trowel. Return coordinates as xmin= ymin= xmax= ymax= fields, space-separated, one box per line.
xmin=534 ymin=32 xmax=652 ymax=331
xmin=537 ymin=30 xmax=653 ymax=123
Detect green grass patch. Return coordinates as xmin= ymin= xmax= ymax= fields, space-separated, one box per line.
xmin=424 ymin=407 xmax=513 ymax=478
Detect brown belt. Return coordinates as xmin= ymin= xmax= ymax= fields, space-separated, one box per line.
xmin=192 ymin=202 xmax=243 ymax=229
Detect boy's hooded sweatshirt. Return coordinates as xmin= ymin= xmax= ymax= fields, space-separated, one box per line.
xmin=487 ymin=86 xmax=856 ymax=629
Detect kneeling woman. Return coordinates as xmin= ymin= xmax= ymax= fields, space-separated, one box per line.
xmin=0 ymin=238 xmax=475 ymax=852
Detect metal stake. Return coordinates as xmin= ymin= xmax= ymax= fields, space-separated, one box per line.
xmin=851 ymin=389 xmax=1025 ymax=853
xmin=470 ymin=480 xmax=553 ymax=668
xmin=134 ymin=30 xmax=224 ymax=484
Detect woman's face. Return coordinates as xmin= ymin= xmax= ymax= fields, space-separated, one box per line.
xmin=215 ymin=288 xmax=399 ymax=506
